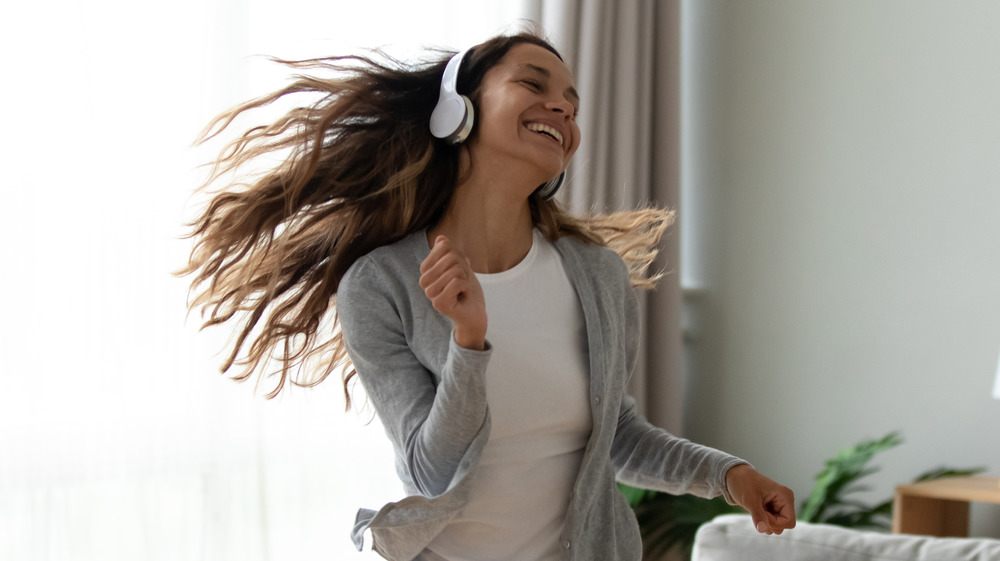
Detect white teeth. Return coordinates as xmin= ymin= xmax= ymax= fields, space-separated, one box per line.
xmin=526 ymin=123 xmax=564 ymax=146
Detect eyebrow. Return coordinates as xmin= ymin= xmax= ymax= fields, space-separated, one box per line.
xmin=521 ymin=63 xmax=580 ymax=107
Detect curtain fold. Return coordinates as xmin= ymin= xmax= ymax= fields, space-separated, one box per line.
xmin=522 ymin=0 xmax=684 ymax=434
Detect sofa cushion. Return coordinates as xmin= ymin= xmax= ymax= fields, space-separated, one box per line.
xmin=692 ymin=514 xmax=1000 ymax=561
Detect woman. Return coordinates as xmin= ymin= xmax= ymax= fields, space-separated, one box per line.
xmin=183 ymin=30 xmax=795 ymax=561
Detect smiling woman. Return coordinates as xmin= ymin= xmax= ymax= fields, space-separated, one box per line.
xmin=180 ymin=21 xmax=795 ymax=559
xmin=1 ymin=2 xmax=802 ymax=559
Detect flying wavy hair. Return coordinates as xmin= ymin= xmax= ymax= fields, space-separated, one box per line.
xmin=180 ymin=31 xmax=673 ymax=406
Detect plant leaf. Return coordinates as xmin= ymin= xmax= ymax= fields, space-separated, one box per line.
xmin=800 ymin=431 xmax=903 ymax=523
xmin=618 ymin=482 xmax=657 ymax=507
xmin=635 ymin=492 xmax=742 ymax=558
xmin=912 ymin=467 xmax=986 ymax=483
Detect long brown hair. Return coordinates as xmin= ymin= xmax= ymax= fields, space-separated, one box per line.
xmin=181 ymin=31 xmax=672 ymax=405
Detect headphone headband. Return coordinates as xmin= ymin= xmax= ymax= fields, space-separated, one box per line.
xmin=439 ymin=48 xmax=467 ymax=98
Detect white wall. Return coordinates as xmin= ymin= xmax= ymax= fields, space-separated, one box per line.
xmin=681 ymin=0 xmax=1000 ymax=537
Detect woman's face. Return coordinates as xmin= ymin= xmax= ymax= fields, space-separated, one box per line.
xmin=468 ymin=43 xmax=581 ymax=187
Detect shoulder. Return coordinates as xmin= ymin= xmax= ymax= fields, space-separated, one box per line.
xmin=338 ymin=231 xmax=429 ymax=317
xmin=554 ymin=234 xmax=630 ymax=287
xmin=341 ymin=231 xmax=428 ymax=288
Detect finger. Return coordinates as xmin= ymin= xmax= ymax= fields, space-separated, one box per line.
xmin=420 ymin=244 xmax=452 ymax=281
xmin=428 ymin=277 xmax=468 ymax=316
xmin=772 ymin=507 xmax=796 ymax=531
xmin=765 ymin=512 xmax=784 ymax=535
xmin=419 ymin=235 xmax=453 ymax=275
xmin=767 ymin=492 xmax=797 ymax=530
xmin=421 ymin=261 xmax=468 ymax=300
xmin=749 ymin=503 xmax=782 ymax=535
xmin=420 ymin=251 xmax=467 ymax=292
xmin=751 ymin=512 xmax=772 ymax=535
xmin=422 ymin=255 xmax=469 ymax=298
xmin=420 ymin=240 xmax=471 ymax=288
xmin=758 ymin=503 xmax=795 ymax=535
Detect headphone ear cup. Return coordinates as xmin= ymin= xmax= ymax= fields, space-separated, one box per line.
xmin=535 ymin=171 xmax=566 ymax=200
xmin=450 ymin=95 xmax=475 ymax=144
xmin=430 ymin=94 xmax=475 ymax=144
xmin=430 ymin=49 xmax=475 ymax=144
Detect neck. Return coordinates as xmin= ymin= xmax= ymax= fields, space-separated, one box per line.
xmin=428 ymin=176 xmax=535 ymax=274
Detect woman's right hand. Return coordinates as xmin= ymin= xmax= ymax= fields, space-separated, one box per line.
xmin=419 ymin=235 xmax=487 ymax=350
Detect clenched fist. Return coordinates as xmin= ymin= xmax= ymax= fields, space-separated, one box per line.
xmin=725 ymin=464 xmax=797 ymax=535
xmin=419 ymin=235 xmax=488 ymax=350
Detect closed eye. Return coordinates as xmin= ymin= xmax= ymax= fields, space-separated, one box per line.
xmin=520 ymin=77 xmax=579 ymax=118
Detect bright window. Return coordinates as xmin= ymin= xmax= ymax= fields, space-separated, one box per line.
xmin=0 ymin=1 xmax=528 ymax=559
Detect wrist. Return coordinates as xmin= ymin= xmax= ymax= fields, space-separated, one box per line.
xmin=454 ymin=327 xmax=486 ymax=351
xmin=726 ymin=463 xmax=753 ymax=481
xmin=725 ymin=463 xmax=753 ymax=498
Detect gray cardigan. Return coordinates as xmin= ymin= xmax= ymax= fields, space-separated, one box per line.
xmin=337 ymin=230 xmax=746 ymax=561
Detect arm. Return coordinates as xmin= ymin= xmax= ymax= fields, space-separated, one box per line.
xmin=610 ymin=395 xmax=747 ymax=501
xmin=608 ymin=257 xmax=794 ymax=533
xmin=338 ymin=253 xmax=491 ymax=498
xmin=609 ymin=354 xmax=796 ymax=535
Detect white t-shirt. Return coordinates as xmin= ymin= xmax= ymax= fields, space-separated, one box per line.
xmin=423 ymin=230 xmax=592 ymax=561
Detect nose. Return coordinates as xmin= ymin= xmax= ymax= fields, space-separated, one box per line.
xmin=546 ymin=97 xmax=576 ymax=118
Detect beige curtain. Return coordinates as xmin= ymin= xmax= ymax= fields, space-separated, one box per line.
xmin=520 ymin=0 xmax=684 ymax=435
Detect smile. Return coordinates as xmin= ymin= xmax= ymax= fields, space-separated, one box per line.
xmin=525 ymin=122 xmax=564 ymax=146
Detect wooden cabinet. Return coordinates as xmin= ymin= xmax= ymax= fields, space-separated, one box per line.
xmin=893 ymin=475 xmax=1000 ymax=536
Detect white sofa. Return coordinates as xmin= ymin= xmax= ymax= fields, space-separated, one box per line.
xmin=692 ymin=514 xmax=1000 ymax=561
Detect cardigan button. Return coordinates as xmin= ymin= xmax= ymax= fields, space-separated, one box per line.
xmin=563 ymin=540 xmax=571 ymax=550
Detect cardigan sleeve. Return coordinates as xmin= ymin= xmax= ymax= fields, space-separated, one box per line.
xmin=610 ymin=396 xmax=747 ymax=502
xmin=337 ymin=253 xmax=492 ymax=498
xmin=605 ymin=254 xmax=747 ymax=503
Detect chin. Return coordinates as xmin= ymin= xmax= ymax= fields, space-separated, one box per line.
xmin=531 ymin=157 xmax=568 ymax=182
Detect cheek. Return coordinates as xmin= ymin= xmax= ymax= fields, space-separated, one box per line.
xmin=568 ymin=124 xmax=582 ymax=155
xmin=475 ymin=103 xmax=518 ymax=143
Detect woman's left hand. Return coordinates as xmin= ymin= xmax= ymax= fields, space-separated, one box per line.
xmin=725 ymin=464 xmax=797 ymax=535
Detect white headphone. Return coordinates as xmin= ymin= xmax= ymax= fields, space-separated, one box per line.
xmin=428 ymin=48 xmax=566 ymax=199
xmin=429 ymin=48 xmax=475 ymax=144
